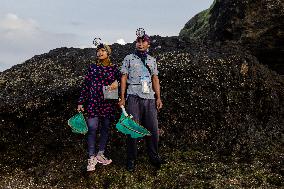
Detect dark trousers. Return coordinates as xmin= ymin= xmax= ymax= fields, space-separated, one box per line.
xmin=87 ymin=117 xmax=110 ymax=157
xmin=126 ymin=95 xmax=159 ymax=160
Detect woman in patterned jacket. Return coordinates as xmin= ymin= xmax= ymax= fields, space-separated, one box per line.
xmin=77 ymin=42 xmax=120 ymax=172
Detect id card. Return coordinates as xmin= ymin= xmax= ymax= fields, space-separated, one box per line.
xmin=141 ymin=80 xmax=150 ymax=94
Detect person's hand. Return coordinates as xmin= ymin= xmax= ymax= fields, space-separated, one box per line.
xmin=77 ymin=105 xmax=84 ymax=112
xmin=108 ymin=80 xmax=118 ymax=91
xmin=156 ymin=98 xmax=163 ymax=110
xmin=118 ymin=98 xmax=125 ymax=107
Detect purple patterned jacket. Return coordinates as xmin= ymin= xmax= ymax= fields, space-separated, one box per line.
xmin=78 ymin=63 xmax=121 ymax=119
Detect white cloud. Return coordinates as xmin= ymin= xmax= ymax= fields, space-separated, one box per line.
xmin=77 ymin=44 xmax=93 ymax=49
xmin=116 ymin=38 xmax=126 ymax=45
xmin=0 ymin=13 xmax=38 ymax=32
xmin=0 ymin=13 xmax=79 ymax=71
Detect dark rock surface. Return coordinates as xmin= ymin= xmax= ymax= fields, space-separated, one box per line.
xmin=0 ymin=0 xmax=283 ymax=187
xmin=0 ymin=37 xmax=283 ymax=187
xmin=180 ymin=0 xmax=284 ymax=74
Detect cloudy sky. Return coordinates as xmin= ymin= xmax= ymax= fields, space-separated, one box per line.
xmin=0 ymin=0 xmax=213 ymax=71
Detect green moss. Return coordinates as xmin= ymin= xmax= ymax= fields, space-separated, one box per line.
xmin=179 ymin=0 xmax=216 ymax=40
xmin=0 ymin=141 xmax=282 ymax=188
xmin=179 ymin=9 xmax=210 ymax=40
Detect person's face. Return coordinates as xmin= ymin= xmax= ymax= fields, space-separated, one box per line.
xmin=96 ymin=48 xmax=108 ymax=60
xmin=136 ymin=39 xmax=150 ymax=52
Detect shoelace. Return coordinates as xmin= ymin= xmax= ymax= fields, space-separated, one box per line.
xmin=99 ymin=155 xmax=108 ymax=161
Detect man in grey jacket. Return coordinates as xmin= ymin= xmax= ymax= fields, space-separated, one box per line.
xmin=118 ymin=29 xmax=165 ymax=172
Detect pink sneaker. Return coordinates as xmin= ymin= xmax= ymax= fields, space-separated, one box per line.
xmin=96 ymin=154 xmax=112 ymax=165
xmin=87 ymin=156 xmax=97 ymax=171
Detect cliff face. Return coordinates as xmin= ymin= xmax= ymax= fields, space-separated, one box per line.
xmin=180 ymin=0 xmax=284 ymax=74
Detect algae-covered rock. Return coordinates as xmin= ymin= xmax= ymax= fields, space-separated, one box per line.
xmin=1 ymin=0 xmax=284 ymax=185
xmin=180 ymin=0 xmax=284 ymax=74
xmin=0 ymin=38 xmax=283 ymax=187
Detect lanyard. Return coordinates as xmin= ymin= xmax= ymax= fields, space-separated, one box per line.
xmin=141 ymin=59 xmax=151 ymax=81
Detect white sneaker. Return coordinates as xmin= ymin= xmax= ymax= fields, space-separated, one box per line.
xmin=87 ymin=156 xmax=97 ymax=171
xmin=96 ymin=154 xmax=112 ymax=165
